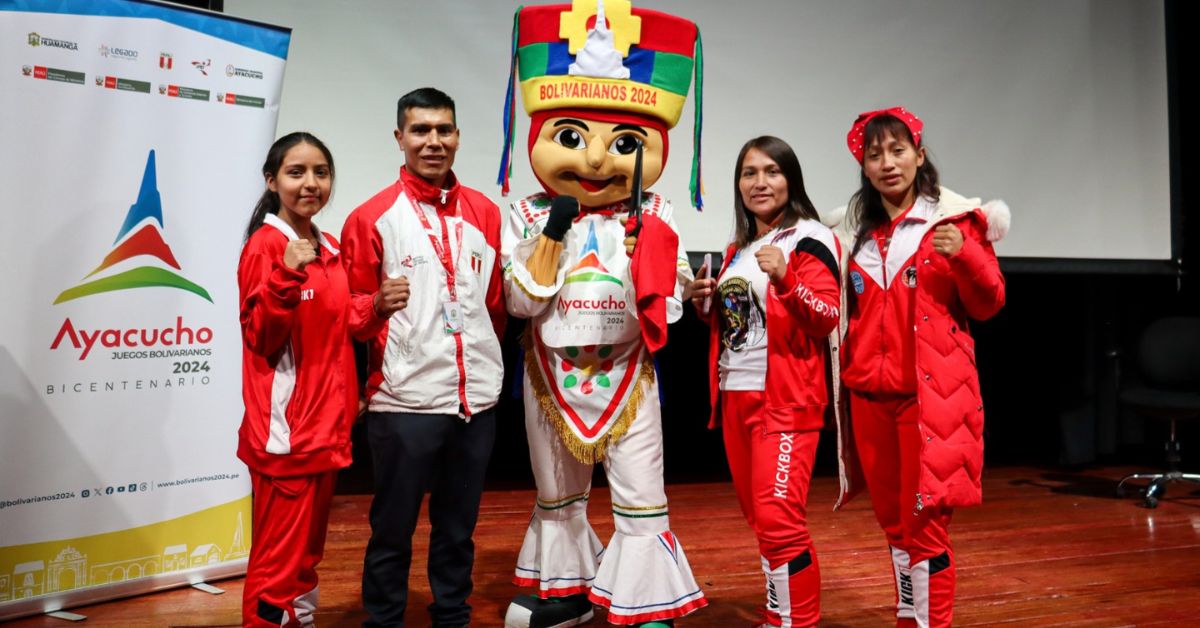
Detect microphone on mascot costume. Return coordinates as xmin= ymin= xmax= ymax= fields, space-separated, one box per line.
xmin=627 ymin=139 xmax=644 ymax=240
xmin=543 ymin=195 xmax=580 ymax=242
xmin=528 ymin=195 xmax=580 ymax=287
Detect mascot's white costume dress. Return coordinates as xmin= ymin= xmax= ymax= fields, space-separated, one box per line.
xmin=497 ymin=1 xmax=707 ymax=626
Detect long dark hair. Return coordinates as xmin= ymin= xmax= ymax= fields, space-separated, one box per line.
xmin=244 ymin=132 xmax=335 ymax=241
xmin=732 ymin=136 xmax=820 ymax=248
xmin=846 ymin=114 xmax=940 ymax=312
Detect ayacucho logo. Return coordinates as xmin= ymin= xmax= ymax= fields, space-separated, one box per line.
xmin=564 ymin=221 xmax=622 ymax=287
xmin=54 ymin=150 xmax=212 ymax=304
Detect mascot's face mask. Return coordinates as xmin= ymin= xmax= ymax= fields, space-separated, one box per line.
xmin=531 ymin=114 xmax=664 ymax=208
xmin=499 ymin=0 xmax=704 ymax=208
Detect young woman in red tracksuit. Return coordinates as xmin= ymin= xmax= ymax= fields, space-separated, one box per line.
xmin=237 ymin=132 xmax=361 ymax=627
xmin=689 ymin=136 xmax=841 ymax=627
xmin=835 ymin=108 xmax=1007 ymax=627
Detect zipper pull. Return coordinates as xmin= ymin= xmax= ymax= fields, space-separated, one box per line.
xmin=440 ymin=189 xmax=448 ymax=205
xmin=913 ymin=493 xmax=924 ymax=516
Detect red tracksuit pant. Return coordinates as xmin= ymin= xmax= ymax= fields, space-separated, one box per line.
xmin=722 ymin=390 xmax=821 ymax=627
xmin=243 ymin=470 xmax=336 ymax=627
xmin=850 ymin=392 xmax=955 ymax=628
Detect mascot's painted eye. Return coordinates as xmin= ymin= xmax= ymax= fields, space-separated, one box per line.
xmin=609 ymin=134 xmax=640 ymax=155
xmin=553 ymin=128 xmax=586 ymax=150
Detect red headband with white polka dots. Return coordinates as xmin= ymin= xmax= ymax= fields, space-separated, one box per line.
xmin=846 ymin=106 xmax=923 ymax=163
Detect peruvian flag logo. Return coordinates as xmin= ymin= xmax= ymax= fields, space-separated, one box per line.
xmin=159 ymin=52 xmax=172 ymax=69
xmin=470 ymin=251 xmax=483 ymax=274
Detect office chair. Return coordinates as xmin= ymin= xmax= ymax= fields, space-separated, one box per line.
xmin=1116 ymin=316 xmax=1200 ymax=508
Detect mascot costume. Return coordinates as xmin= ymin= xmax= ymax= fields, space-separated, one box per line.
xmin=497 ymin=1 xmax=706 ymax=626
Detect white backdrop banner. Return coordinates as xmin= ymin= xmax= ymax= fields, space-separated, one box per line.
xmin=0 ymin=0 xmax=289 ymax=619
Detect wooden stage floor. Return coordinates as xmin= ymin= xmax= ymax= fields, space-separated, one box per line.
xmin=7 ymin=465 xmax=1200 ymax=627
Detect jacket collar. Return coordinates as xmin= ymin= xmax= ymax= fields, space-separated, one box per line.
xmin=263 ymin=213 xmax=338 ymax=255
xmin=401 ymin=166 xmax=459 ymax=212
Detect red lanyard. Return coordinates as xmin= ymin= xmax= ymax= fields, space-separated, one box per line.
xmin=407 ymin=191 xmax=462 ymax=301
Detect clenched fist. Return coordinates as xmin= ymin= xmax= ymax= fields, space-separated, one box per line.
xmin=932 ymin=224 xmax=964 ymax=257
xmin=374 ymin=276 xmax=410 ymax=317
xmin=755 ymin=245 xmax=787 ymax=281
xmin=284 ymin=239 xmax=317 ymax=270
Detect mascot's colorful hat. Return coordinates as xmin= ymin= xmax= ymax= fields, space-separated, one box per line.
xmin=498 ymin=0 xmax=705 ymax=208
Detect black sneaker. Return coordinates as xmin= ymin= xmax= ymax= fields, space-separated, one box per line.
xmin=504 ymin=593 xmax=595 ymax=628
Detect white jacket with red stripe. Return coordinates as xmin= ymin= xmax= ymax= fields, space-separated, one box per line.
xmin=340 ymin=169 xmax=506 ymax=417
xmin=237 ymin=214 xmax=357 ymax=477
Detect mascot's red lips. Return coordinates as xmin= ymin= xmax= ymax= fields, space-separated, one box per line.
xmin=566 ymin=173 xmax=620 ymax=193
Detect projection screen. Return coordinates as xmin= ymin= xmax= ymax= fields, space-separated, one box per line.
xmin=225 ymin=0 xmax=1170 ymax=261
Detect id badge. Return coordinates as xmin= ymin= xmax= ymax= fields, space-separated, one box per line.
xmin=442 ymin=300 xmax=463 ymax=334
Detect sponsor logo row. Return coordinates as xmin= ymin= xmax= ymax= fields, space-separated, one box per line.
xmin=19 ymin=64 xmax=266 ymax=108
xmin=27 ymin=31 xmax=264 ymax=79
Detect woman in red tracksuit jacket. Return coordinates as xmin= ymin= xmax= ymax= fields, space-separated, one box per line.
xmin=836 ymin=108 xmax=1007 ymax=627
xmin=237 ymin=132 xmax=359 ymax=627
xmin=689 ymin=136 xmax=840 ymax=627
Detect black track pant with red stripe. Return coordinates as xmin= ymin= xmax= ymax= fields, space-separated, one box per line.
xmin=722 ymin=390 xmax=821 ymax=627
xmin=243 ymin=469 xmax=336 ymax=627
xmin=850 ymin=391 xmax=955 ymax=628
